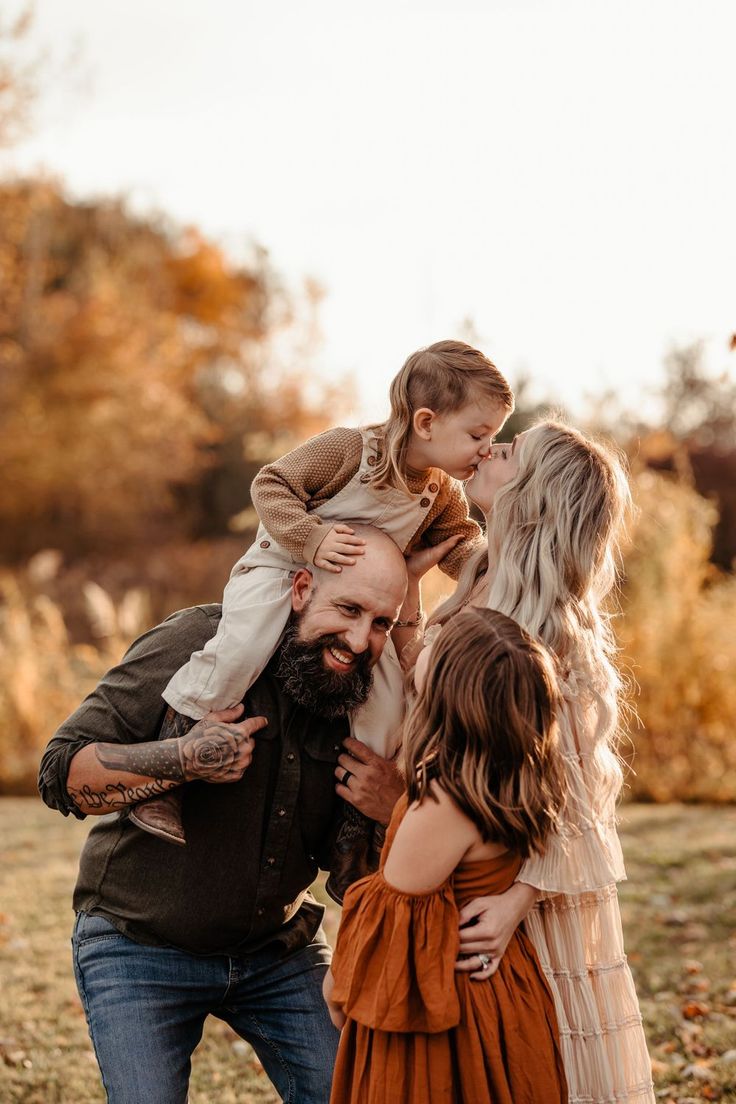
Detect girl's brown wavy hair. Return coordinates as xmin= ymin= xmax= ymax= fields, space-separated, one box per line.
xmin=404 ymin=607 xmax=566 ymax=859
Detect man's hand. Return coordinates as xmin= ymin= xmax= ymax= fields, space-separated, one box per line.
xmin=335 ymin=736 xmax=404 ymax=825
xmin=178 ymin=706 xmax=268 ymax=782
xmin=314 ymin=525 xmax=366 ymax=573
xmin=455 ymin=882 xmax=538 ymax=979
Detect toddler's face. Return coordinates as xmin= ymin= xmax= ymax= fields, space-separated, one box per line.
xmin=425 ymin=400 xmax=508 ymax=480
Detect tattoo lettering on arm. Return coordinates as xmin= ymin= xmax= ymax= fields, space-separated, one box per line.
xmin=68 ymin=778 xmax=174 ymax=813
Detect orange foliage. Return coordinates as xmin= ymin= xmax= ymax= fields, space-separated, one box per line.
xmin=0 ymin=180 xmax=343 ymax=559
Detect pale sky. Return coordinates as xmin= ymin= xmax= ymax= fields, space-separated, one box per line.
xmin=9 ymin=0 xmax=736 ymax=423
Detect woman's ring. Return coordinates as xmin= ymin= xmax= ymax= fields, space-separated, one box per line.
xmin=341 ymin=769 xmax=353 ymax=787
xmin=478 ymin=953 xmax=492 ymax=971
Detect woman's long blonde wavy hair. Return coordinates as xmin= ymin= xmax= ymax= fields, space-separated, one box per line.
xmin=370 ymin=339 xmax=514 ymax=494
xmin=429 ymin=417 xmax=633 ymax=818
xmin=404 ymin=608 xmax=566 ymax=859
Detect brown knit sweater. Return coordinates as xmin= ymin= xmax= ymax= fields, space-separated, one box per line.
xmin=250 ymin=427 xmax=482 ymax=580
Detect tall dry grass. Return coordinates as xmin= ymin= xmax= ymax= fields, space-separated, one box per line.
xmin=619 ymin=471 xmax=736 ymax=801
xmin=1 ymin=468 xmax=734 ymax=799
xmin=0 ymin=573 xmax=150 ymax=793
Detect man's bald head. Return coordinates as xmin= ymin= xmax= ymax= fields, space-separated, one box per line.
xmin=310 ymin=524 xmax=408 ymax=608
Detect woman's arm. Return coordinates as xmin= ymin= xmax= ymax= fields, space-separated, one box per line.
xmin=391 ymin=535 xmax=462 ymax=665
xmin=455 ymin=882 xmax=539 ymax=979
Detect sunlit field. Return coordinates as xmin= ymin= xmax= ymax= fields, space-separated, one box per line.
xmin=1 ymin=800 xmax=735 ymax=1103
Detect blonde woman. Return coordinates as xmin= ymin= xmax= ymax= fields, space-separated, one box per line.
xmin=394 ymin=419 xmax=655 ymax=1104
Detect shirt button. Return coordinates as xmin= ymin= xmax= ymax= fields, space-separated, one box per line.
xmin=286 ymin=752 xmax=295 ymax=762
xmin=420 ymin=497 xmax=430 ymax=508
xmin=266 ymin=856 xmax=276 ymax=866
xmin=277 ymin=807 xmax=286 ymax=817
xmin=333 ymin=745 xmax=340 ymax=753
xmin=360 ymin=473 xmax=371 ymax=484
xmin=428 ymin=482 xmax=439 ymax=493
xmin=257 ymin=907 xmax=265 ymax=916
xmin=260 ymin=539 xmax=270 ymax=548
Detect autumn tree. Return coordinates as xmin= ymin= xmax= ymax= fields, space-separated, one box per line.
xmin=0 ymin=180 xmax=341 ymax=559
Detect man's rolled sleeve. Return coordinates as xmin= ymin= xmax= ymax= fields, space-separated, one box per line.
xmin=38 ymin=605 xmax=220 ymax=818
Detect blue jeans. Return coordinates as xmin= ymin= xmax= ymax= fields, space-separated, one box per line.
xmin=72 ymin=912 xmax=340 ymax=1104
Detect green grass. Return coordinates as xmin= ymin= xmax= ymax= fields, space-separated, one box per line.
xmin=1 ymin=799 xmax=735 ymax=1103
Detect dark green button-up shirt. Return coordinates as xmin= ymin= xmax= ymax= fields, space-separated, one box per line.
xmin=38 ymin=605 xmax=348 ymax=956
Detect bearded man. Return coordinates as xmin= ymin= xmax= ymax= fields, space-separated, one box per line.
xmin=39 ymin=525 xmax=407 ymax=1104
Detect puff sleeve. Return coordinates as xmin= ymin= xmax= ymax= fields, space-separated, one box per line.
xmin=330 ymin=872 xmax=461 ymax=1033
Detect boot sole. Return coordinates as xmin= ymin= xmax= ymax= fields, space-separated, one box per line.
xmin=129 ymin=809 xmax=187 ymax=846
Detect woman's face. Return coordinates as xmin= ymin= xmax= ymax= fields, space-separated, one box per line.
xmin=466 ymin=429 xmax=528 ymax=514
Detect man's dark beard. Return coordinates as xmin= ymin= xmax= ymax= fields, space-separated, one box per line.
xmin=275 ymin=620 xmax=374 ymax=719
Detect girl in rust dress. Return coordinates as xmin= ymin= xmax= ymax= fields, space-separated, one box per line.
xmin=323 ymin=607 xmax=569 ymax=1104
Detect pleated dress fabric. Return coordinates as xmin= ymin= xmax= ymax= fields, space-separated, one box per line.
xmin=518 ymin=689 xmax=655 ymax=1104
xmin=329 ymin=796 xmax=568 ymax=1104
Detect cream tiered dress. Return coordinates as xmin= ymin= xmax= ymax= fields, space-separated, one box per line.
xmin=518 ymin=685 xmax=654 ymax=1104
xmin=449 ymin=581 xmax=655 ymax=1104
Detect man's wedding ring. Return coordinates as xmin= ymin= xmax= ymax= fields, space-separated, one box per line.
xmin=478 ymin=953 xmax=492 ymax=970
xmin=341 ymin=769 xmax=353 ymax=786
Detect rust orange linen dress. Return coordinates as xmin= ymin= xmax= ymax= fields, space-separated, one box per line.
xmin=329 ymin=796 xmax=568 ymax=1104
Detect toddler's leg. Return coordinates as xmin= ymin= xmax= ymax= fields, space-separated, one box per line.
xmin=326 ymin=642 xmax=406 ymax=903
xmin=163 ymin=567 xmax=294 ymax=718
xmin=128 ymin=708 xmax=195 ymax=845
xmin=130 ymin=569 xmax=293 ymax=847
xmin=349 ymin=638 xmax=406 ymax=757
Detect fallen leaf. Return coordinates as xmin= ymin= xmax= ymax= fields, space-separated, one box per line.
xmin=681 ymin=1000 xmax=710 ymax=1020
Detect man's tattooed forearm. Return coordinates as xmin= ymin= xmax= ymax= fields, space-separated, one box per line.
xmin=95 ymin=740 xmax=186 ymax=781
xmin=94 ymin=716 xmax=247 ymax=783
xmin=69 ymin=778 xmax=174 ymax=811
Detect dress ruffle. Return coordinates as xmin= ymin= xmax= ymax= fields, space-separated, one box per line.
xmin=330 ymin=872 xmax=461 ymax=1033
xmin=520 ymin=816 xmax=626 ymax=895
xmin=525 ymin=886 xmax=654 ymax=1104
xmin=517 ymin=685 xmax=654 ymax=1103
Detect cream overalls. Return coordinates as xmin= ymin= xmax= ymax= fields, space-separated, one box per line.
xmin=163 ymin=430 xmax=441 ymax=757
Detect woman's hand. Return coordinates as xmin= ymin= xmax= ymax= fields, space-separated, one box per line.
xmin=405 ymin=534 xmax=462 ymax=583
xmin=455 ymin=882 xmax=538 ymax=980
xmin=322 ymin=968 xmax=346 ymax=1030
